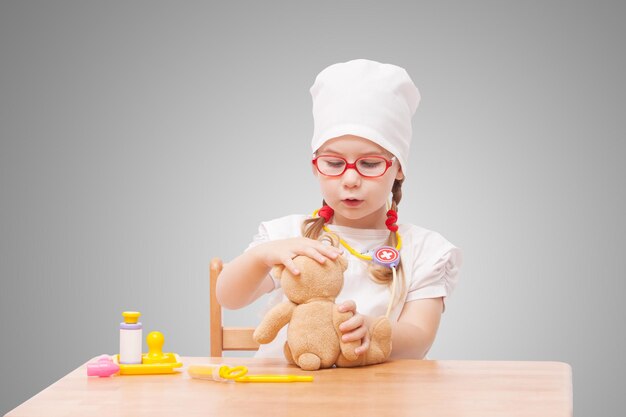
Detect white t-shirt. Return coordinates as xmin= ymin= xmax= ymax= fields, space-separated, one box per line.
xmin=245 ymin=214 xmax=463 ymax=358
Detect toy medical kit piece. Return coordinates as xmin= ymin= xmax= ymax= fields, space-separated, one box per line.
xmin=115 ymin=330 xmax=183 ymax=375
xmin=119 ymin=311 xmax=142 ymax=364
xmin=371 ymin=246 xmax=401 ymax=317
xmin=372 ymin=246 xmax=400 ymax=268
xmin=234 ymin=375 xmax=314 ymax=383
xmin=187 ymin=364 xmax=313 ymax=383
xmin=188 ymin=364 xmax=246 ymax=381
xmin=87 ymin=355 xmax=120 ymax=377
xmin=87 ymin=313 xmax=182 ymax=377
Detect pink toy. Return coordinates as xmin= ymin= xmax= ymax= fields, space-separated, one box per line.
xmin=87 ymin=355 xmax=120 ymax=377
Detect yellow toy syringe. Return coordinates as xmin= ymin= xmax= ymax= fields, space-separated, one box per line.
xmin=188 ymin=364 xmax=313 ymax=383
xmin=232 ymin=375 xmax=313 ymax=383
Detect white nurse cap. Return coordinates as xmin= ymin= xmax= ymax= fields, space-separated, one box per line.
xmin=310 ymin=59 xmax=421 ymax=176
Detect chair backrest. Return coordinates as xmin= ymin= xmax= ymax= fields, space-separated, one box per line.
xmin=209 ymin=258 xmax=259 ymax=357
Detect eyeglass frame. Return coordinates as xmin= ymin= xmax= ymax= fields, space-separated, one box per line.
xmin=311 ymin=154 xmax=397 ymax=178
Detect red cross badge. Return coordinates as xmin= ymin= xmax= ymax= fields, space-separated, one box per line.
xmin=373 ymin=246 xmax=400 ymax=268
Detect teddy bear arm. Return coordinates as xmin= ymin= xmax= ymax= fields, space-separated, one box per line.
xmin=253 ymin=301 xmax=296 ymax=344
xmin=332 ymin=307 xmax=360 ymax=362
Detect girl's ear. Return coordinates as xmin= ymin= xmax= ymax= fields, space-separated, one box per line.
xmin=395 ymin=166 xmax=405 ymax=181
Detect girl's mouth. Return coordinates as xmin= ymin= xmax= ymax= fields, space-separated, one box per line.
xmin=342 ymin=199 xmax=363 ymax=207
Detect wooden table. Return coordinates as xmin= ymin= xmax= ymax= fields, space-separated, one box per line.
xmin=5 ymin=357 xmax=572 ymax=417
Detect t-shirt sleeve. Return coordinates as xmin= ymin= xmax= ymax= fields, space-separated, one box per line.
xmin=244 ymin=221 xmax=282 ymax=290
xmin=405 ymin=234 xmax=463 ymax=310
xmin=245 ymin=221 xmax=270 ymax=251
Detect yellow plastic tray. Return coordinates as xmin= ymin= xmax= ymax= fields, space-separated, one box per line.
xmin=113 ymin=353 xmax=183 ymax=375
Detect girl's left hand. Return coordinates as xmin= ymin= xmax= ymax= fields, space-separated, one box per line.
xmin=337 ymin=300 xmax=372 ymax=356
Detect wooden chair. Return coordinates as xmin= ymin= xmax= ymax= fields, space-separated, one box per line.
xmin=209 ymin=258 xmax=259 ymax=357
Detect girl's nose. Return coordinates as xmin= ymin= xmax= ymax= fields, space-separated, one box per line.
xmin=341 ymin=167 xmax=361 ymax=187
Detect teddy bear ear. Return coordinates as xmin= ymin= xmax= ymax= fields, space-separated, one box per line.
xmin=319 ymin=232 xmax=340 ymax=248
xmin=271 ymin=264 xmax=285 ymax=279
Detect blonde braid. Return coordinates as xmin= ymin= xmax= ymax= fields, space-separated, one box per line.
xmin=368 ymin=179 xmax=406 ymax=308
xmin=302 ymin=200 xmax=328 ymax=239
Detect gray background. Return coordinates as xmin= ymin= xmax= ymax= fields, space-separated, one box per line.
xmin=1 ymin=1 xmax=624 ymax=416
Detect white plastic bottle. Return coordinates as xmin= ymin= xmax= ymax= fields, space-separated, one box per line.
xmin=119 ymin=311 xmax=142 ymax=364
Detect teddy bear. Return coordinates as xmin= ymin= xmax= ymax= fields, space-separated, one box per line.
xmin=253 ymin=233 xmax=392 ymax=371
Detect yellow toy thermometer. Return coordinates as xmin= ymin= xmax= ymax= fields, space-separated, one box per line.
xmin=188 ymin=364 xmax=313 ymax=383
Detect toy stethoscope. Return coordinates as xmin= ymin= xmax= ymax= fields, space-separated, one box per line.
xmin=312 ymin=208 xmax=401 ymax=319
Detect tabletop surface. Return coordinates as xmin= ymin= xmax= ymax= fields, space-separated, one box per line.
xmin=5 ymin=357 xmax=573 ymax=417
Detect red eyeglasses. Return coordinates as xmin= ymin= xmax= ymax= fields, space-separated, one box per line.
xmin=312 ymin=155 xmax=396 ymax=178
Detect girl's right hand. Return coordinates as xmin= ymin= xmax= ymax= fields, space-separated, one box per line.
xmin=250 ymin=237 xmax=344 ymax=276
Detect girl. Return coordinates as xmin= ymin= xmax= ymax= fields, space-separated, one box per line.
xmin=216 ymin=59 xmax=462 ymax=359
